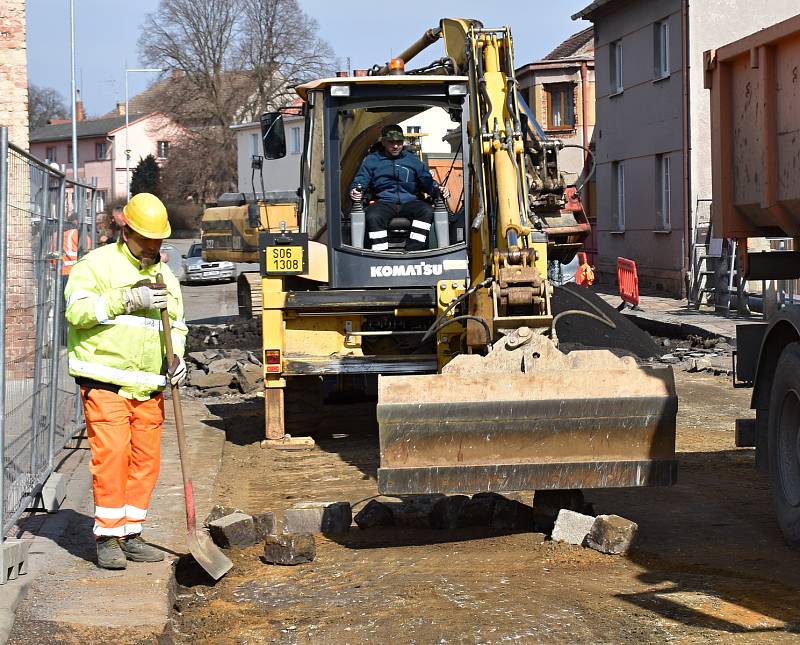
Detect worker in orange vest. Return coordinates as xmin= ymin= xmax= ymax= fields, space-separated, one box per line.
xmin=575 ymin=251 xmax=595 ymax=287
xmin=62 ymin=215 xmax=92 ymax=277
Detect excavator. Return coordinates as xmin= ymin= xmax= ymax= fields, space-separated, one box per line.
xmin=201 ymin=18 xmax=678 ymax=496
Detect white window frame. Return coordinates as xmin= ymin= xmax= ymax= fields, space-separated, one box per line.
xmin=610 ymin=40 xmax=623 ymax=94
xmin=250 ymin=132 xmax=260 ymax=156
xmin=95 ymin=190 xmax=107 ymax=213
xmin=657 ymin=154 xmax=671 ymax=230
xmin=613 ymin=161 xmax=625 ymax=231
xmin=157 ymin=140 xmax=170 ymax=160
xmin=654 ymin=20 xmax=670 ymax=79
xmin=290 ymin=126 xmax=301 ymax=155
xmin=95 ymin=142 xmax=106 ymax=160
xmin=46 ymin=146 xmax=57 ymax=162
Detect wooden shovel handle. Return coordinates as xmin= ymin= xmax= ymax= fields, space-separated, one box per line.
xmin=156 ymin=273 xmax=196 ymax=532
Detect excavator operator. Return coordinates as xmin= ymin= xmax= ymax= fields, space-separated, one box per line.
xmin=349 ymin=124 xmax=450 ymax=251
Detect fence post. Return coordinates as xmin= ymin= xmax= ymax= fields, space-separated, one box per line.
xmin=90 ymin=177 xmax=97 ymax=248
xmin=47 ymin=176 xmax=67 ymax=469
xmin=0 ymin=127 xmax=9 ymax=535
xmin=30 ymin=168 xmax=52 ymax=479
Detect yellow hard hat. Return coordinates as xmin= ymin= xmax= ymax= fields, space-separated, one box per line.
xmin=122 ymin=193 xmax=171 ymax=239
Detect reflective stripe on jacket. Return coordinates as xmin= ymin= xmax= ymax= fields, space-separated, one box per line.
xmin=64 ymin=240 xmax=187 ymax=401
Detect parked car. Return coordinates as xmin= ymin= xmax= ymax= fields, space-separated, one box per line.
xmin=160 ymin=243 xmax=184 ymax=281
xmin=181 ymin=241 xmax=237 ymax=284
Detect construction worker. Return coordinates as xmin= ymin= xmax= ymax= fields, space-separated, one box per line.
xmin=349 ymin=124 xmax=450 ymax=251
xmin=575 ymin=251 xmax=595 ymax=287
xmin=60 ymin=215 xmax=91 ymax=344
xmin=64 ymin=192 xmax=188 ymax=570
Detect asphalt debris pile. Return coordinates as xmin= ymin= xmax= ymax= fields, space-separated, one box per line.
xmin=655 ymin=334 xmax=734 ymax=375
xmin=551 ymin=284 xmax=663 ymax=360
xmin=183 ymin=349 xmax=263 ymax=397
xmin=186 ymin=319 xmax=261 ymax=353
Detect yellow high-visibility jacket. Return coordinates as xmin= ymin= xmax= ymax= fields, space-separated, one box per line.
xmin=64 ymin=240 xmax=187 ymax=401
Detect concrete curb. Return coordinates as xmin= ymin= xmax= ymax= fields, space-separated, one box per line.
xmin=621 ymin=310 xmax=736 ymax=344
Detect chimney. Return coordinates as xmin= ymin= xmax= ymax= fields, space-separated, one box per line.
xmin=116 ymin=102 xmax=125 ymax=116
xmin=75 ymin=89 xmax=86 ymax=121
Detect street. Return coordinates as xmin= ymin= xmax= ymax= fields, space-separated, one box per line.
xmin=169 ymin=370 xmax=800 ymax=644
xmin=166 ymin=238 xmax=257 ymax=324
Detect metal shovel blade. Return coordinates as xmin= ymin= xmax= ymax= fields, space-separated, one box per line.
xmin=187 ymin=527 xmax=232 ymax=581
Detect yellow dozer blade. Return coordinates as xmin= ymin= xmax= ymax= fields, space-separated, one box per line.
xmin=377 ymin=331 xmax=677 ymax=495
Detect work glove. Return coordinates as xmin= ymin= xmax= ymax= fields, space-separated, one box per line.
xmin=121 ymin=283 xmax=168 ymax=313
xmin=168 ymin=354 xmax=187 ymax=386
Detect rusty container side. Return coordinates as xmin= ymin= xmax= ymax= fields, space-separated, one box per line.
xmin=705 ymin=13 xmax=800 ymax=240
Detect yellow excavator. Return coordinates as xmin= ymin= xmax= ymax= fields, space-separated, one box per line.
xmin=202 ymin=18 xmax=678 ymax=495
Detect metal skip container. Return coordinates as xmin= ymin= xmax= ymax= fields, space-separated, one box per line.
xmin=377 ymin=335 xmax=677 ymax=495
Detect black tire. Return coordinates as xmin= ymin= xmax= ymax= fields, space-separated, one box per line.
xmin=284 ymin=376 xmax=324 ymax=435
xmin=767 ymin=342 xmax=800 ymax=545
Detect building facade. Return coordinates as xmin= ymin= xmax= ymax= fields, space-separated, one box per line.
xmin=30 ymin=111 xmax=182 ymax=209
xmin=515 ymin=27 xmax=596 ymax=186
xmin=575 ymin=0 xmax=800 ymax=296
xmin=0 ymin=0 xmax=28 ymax=149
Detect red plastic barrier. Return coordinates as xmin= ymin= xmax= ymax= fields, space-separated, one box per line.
xmin=617 ymin=257 xmax=639 ymax=307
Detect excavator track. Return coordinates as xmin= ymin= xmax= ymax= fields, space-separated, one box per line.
xmin=237 ymin=272 xmax=262 ymax=319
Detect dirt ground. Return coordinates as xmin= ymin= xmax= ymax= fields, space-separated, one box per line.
xmin=169 ymin=371 xmax=800 ymax=644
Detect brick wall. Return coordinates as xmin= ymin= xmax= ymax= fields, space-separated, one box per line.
xmin=1 ymin=0 xmax=35 ymax=379
xmin=0 ymin=0 xmax=29 ymax=149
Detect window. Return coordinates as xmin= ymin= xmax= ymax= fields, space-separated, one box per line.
xmin=610 ymin=40 xmax=623 ymax=93
xmin=290 ymin=126 xmax=301 ymax=155
xmin=95 ymin=190 xmax=107 ymax=213
xmin=157 ymin=140 xmax=170 ymax=159
xmin=406 ymin=125 xmax=421 ymax=134
xmin=46 ymin=147 xmax=56 ymax=162
xmin=67 ymin=145 xmax=73 ymax=163
xmin=95 ymin=142 xmax=106 ymax=159
xmin=545 ymin=83 xmax=576 ymax=130
xmin=250 ymin=132 xmax=260 ymax=156
xmin=613 ymin=161 xmax=625 ymax=231
xmin=656 ymin=154 xmax=671 ymax=230
xmin=654 ymin=20 xmax=670 ymax=79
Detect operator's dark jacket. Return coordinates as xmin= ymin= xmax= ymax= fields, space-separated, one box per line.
xmin=350 ymin=149 xmax=441 ymax=205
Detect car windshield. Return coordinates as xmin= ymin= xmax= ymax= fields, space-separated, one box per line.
xmin=188 ymin=243 xmax=202 ymax=258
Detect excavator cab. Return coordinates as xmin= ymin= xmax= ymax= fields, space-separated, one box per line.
xmin=290 ymin=77 xmax=472 ymax=289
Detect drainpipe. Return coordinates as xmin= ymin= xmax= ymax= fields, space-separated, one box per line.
xmin=107 ymin=135 xmax=115 ymax=202
xmin=580 ymin=61 xmax=589 ymax=166
xmin=681 ymin=0 xmax=691 ymax=297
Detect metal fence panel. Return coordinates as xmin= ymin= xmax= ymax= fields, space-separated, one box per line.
xmin=0 ymin=128 xmax=97 ymax=536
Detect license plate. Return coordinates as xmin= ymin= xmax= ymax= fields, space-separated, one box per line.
xmin=265 ymin=246 xmax=304 ymax=274
xmin=202 ymin=271 xmax=217 ymax=277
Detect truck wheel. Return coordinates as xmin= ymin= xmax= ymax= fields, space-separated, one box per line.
xmin=767 ymin=342 xmax=800 ymax=544
xmin=285 ymin=376 xmax=324 ymax=435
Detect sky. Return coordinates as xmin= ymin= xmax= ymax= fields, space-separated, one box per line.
xmin=26 ymin=0 xmax=591 ymax=119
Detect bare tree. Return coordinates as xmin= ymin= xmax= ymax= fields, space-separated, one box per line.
xmin=29 ymin=84 xmax=68 ymax=129
xmin=138 ymin=0 xmax=337 ymax=201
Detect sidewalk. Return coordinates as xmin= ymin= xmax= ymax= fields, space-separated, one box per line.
xmin=0 ymin=396 xmax=226 ymax=644
xmin=593 ymin=287 xmax=751 ymax=343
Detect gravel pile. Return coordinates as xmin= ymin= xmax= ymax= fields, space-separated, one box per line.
xmin=551 ymin=284 xmax=663 ymax=359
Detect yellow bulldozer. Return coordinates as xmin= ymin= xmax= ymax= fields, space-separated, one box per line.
xmin=202 ymin=18 xmax=678 ymax=496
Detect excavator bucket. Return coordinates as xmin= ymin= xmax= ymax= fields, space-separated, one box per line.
xmin=377 ymin=334 xmax=677 ymax=495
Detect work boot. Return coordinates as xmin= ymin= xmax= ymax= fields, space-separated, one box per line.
xmin=120 ymin=534 xmax=165 ymax=562
xmin=96 ymin=536 xmax=127 ymax=570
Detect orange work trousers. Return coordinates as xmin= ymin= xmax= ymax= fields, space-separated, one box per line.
xmin=81 ymin=387 xmax=164 ymax=537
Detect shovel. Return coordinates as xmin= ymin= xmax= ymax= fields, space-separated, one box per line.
xmin=157 ymin=274 xmax=232 ymax=580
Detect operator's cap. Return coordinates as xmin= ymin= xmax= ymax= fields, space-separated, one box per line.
xmin=381 ymin=124 xmax=405 ymax=141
